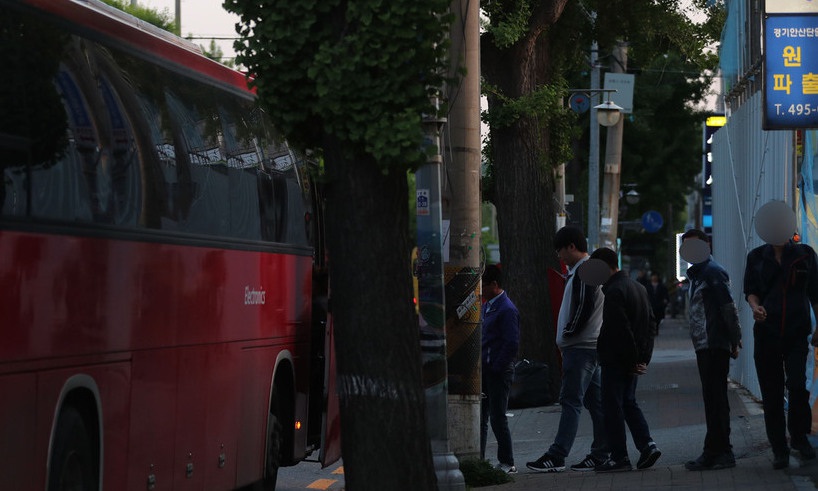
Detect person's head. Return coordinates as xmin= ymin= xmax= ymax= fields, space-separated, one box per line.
xmin=680 ymin=228 xmax=712 ymax=264
xmin=681 ymin=229 xmax=710 ymax=243
xmin=650 ymin=272 xmax=660 ymax=283
xmin=482 ymin=264 xmax=504 ymax=301
xmin=554 ymin=226 xmax=589 ymax=267
xmin=590 ymin=247 xmax=619 ymax=273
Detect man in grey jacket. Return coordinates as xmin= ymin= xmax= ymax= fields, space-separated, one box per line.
xmin=526 ymin=227 xmax=609 ymax=473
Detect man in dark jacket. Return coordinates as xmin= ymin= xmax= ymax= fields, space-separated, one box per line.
xmin=480 ymin=264 xmax=520 ymax=473
xmin=681 ymin=229 xmax=742 ymax=471
xmin=744 ymin=235 xmax=818 ymax=469
xmin=588 ymin=247 xmax=661 ymax=473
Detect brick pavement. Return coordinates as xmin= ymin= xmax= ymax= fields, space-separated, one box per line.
xmin=480 ymin=318 xmax=818 ymax=490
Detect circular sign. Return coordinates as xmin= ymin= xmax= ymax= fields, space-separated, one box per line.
xmin=569 ymin=92 xmax=590 ymax=114
xmin=641 ymin=210 xmax=664 ymax=233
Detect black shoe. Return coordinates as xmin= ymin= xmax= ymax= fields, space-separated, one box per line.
xmin=637 ymin=443 xmax=662 ymax=469
xmin=595 ymin=458 xmax=632 ymax=473
xmin=526 ymin=453 xmax=566 ymax=473
xmin=685 ymin=451 xmax=736 ymax=471
xmin=792 ymin=440 xmax=817 ymax=460
xmin=773 ymin=451 xmax=790 ymax=470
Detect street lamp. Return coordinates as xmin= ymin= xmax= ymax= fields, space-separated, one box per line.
xmin=595 ymin=99 xmax=624 ymax=127
xmin=625 ymin=189 xmax=640 ymax=205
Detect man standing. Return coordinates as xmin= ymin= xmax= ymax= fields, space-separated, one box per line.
xmin=680 ymin=229 xmax=742 ymax=471
xmin=744 ymin=231 xmax=818 ymax=469
xmin=588 ymin=247 xmax=661 ymax=472
xmin=480 ymin=264 xmax=520 ymax=474
xmin=647 ymin=272 xmax=669 ymax=333
xmin=526 ymin=227 xmax=609 ymax=473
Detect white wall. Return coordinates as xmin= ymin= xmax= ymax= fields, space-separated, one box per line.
xmin=710 ymin=91 xmax=795 ymax=397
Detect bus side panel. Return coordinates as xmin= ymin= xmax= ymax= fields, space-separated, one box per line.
xmin=0 ymin=374 xmax=36 ymax=489
xmin=128 ymin=350 xmax=179 ymax=490
xmin=35 ymin=363 xmax=131 ymax=491
xmin=172 ymin=346 xmax=208 ymax=490
xmin=203 ymin=344 xmax=242 ymax=489
xmin=235 ymin=346 xmax=276 ymax=487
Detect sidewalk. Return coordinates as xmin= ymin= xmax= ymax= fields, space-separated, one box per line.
xmin=480 ymin=318 xmax=818 ymax=490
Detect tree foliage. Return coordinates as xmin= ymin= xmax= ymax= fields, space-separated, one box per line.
xmin=99 ymin=0 xmax=178 ymax=34
xmin=226 ymin=0 xmax=453 ymax=169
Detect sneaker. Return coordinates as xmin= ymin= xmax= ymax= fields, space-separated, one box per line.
xmin=637 ymin=443 xmax=662 ymax=470
xmin=792 ymin=440 xmax=817 ymax=460
xmin=595 ymin=458 xmax=633 ymax=473
xmin=526 ymin=454 xmax=566 ymax=473
xmin=773 ymin=451 xmax=790 ymax=470
xmin=570 ymin=455 xmax=604 ymax=471
xmin=497 ymin=463 xmax=517 ymax=474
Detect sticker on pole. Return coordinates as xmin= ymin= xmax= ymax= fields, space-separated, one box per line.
xmin=417 ymin=189 xmax=430 ymax=216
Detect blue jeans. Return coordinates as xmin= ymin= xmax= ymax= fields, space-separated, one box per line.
xmin=601 ymin=363 xmax=653 ymax=462
xmin=480 ymin=364 xmax=514 ymax=465
xmin=547 ymin=347 xmax=608 ymax=461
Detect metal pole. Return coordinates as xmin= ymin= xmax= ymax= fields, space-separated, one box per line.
xmin=418 ymin=102 xmax=465 ymax=490
xmin=175 ymin=0 xmax=181 ymax=34
xmin=588 ymin=38 xmax=600 ymax=249
xmin=599 ymin=42 xmax=628 ymax=250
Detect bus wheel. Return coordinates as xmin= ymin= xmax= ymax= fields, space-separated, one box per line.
xmin=262 ymin=410 xmax=282 ymax=490
xmin=48 ymin=406 xmax=98 ymax=491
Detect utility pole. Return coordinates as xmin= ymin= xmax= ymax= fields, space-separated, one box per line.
xmin=443 ymin=0 xmax=482 ymax=462
xmin=599 ymin=42 xmax=628 ymax=250
xmin=588 ymin=37 xmax=601 ymax=250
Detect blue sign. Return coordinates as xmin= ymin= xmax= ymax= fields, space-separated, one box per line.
xmin=763 ymin=14 xmax=818 ymax=129
xmin=641 ymin=210 xmax=664 ymax=233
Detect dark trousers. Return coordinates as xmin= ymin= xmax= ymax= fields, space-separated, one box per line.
xmin=480 ymin=365 xmax=514 ymax=465
xmin=754 ymin=333 xmax=812 ymax=454
xmin=696 ymin=349 xmax=732 ymax=455
xmin=601 ymin=363 xmax=653 ymax=462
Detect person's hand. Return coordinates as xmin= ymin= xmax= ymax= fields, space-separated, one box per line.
xmin=752 ymin=305 xmax=767 ymax=322
xmin=731 ymin=340 xmax=742 ymax=359
xmin=632 ymin=363 xmax=647 ymax=375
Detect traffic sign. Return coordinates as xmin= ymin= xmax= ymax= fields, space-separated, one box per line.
xmin=641 ymin=210 xmax=664 ymax=233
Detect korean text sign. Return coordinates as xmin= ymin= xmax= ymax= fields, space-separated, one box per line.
xmin=763 ymin=14 xmax=818 ymax=129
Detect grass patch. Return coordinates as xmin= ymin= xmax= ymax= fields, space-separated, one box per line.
xmin=459 ymin=458 xmax=513 ymax=488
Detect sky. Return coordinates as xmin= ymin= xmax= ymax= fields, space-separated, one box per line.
xmin=142 ymin=0 xmax=240 ymax=62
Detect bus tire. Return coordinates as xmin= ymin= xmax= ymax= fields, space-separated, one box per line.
xmin=48 ymin=406 xmax=98 ymax=491
xmin=262 ymin=410 xmax=282 ymax=490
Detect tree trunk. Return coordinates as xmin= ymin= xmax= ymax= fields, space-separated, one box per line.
xmin=322 ymin=136 xmax=436 ymax=490
xmin=481 ymin=0 xmax=570 ymax=402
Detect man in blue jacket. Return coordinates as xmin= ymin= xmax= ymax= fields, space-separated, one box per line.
xmin=480 ymin=264 xmax=520 ymax=473
xmin=681 ymin=229 xmax=742 ymax=471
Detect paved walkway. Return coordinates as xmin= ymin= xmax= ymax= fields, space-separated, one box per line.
xmin=480 ymin=318 xmax=818 ymax=490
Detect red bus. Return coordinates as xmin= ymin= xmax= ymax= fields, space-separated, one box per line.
xmin=0 ymin=0 xmax=340 ymax=489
